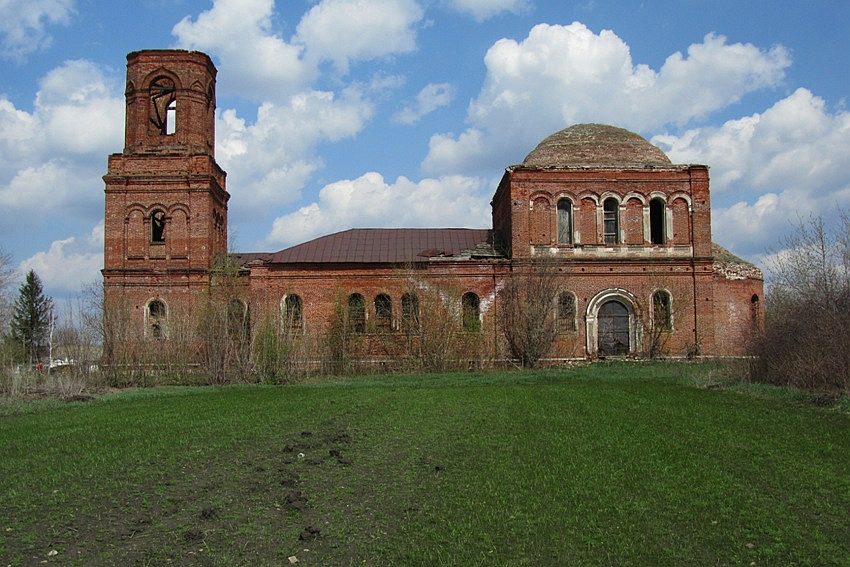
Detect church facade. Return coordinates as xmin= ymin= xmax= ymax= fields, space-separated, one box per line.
xmin=103 ymin=50 xmax=763 ymax=362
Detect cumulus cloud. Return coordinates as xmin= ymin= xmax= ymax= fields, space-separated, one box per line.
xmin=653 ymin=88 xmax=850 ymax=256
xmin=445 ymin=0 xmax=530 ymax=21
xmin=265 ymin=172 xmax=491 ymax=247
xmin=393 ymin=82 xmax=455 ymax=124
xmin=0 ymin=0 xmax=74 ymax=60
xmin=423 ymin=23 xmax=790 ymax=176
xmin=173 ymin=0 xmax=313 ymax=100
xmin=18 ymin=223 xmax=103 ymax=294
xmin=295 ymin=0 xmax=424 ymax=72
xmin=0 ymin=59 xmax=122 ymax=219
xmin=216 ymin=86 xmax=374 ymax=216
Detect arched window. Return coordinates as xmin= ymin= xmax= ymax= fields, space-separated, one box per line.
xmin=149 ymin=76 xmax=176 ymax=135
xmin=348 ymin=293 xmax=365 ymax=334
xmin=147 ymin=299 xmax=167 ymax=339
xmin=650 ymin=197 xmax=666 ymax=245
xmin=603 ymin=198 xmax=619 ymax=244
xmin=375 ymin=294 xmax=392 ymax=331
xmin=750 ymin=294 xmax=760 ymax=324
xmin=462 ymin=292 xmax=480 ymax=332
xmin=557 ymin=199 xmax=573 ymax=244
xmin=652 ymin=290 xmax=672 ymax=331
xmin=283 ymin=294 xmax=303 ymax=332
xmin=401 ymin=292 xmax=419 ymax=332
xmin=557 ymin=292 xmax=577 ymax=332
xmin=227 ymin=299 xmax=249 ymax=339
xmin=151 ymin=210 xmax=166 ymax=243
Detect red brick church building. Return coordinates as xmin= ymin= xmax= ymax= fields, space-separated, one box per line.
xmin=103 ymin=50 xmax=763 ymax=362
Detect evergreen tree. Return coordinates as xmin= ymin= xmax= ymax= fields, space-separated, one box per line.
xmin=10 ymin=270 xmax=54 ymax=364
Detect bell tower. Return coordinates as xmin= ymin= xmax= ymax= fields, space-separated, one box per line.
xmin=103 ymin=50 xmax=228 ymax=333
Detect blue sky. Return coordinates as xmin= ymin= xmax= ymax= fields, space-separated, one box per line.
xmin=0 ymin=0 xmax=848 ymax=302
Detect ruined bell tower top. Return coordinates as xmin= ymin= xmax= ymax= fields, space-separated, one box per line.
xmin=123 ymin=50 xmax=217 ymax=156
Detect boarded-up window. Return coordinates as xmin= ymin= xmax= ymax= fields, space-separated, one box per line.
xmin=531 ymin=197 xmax=551 ymax=244
xmin=580 ymin=198 xmax=597 ymax=244
xmin=624 ymin=198 xmax=643 ymax=245
xmin=127 ymin=210 xmax=145 ymax=258
xmin=671 ymin=198 xmax=691 ymax=245
xmin=557 ymin=199 xmax=572 ymax=244
xmin=170 ymin=209 xmax=188 ymax=258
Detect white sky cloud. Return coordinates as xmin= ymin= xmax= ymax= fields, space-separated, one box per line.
xmin=445 ymin=0 xmax=530 ymax=21
xmin=423 ymin=23 xmax=791 ymax=176
xmin=266 ymin=172 xmax=491 ymax=247
xmin=18 ymin=225 xmax=102 ymax=294
xmin=653 ymin=88 xmax=850 ymax=256
xmin=0 ymin=0 xmax=74 ymax=60
xmin=295 ymin=0 xmax=424 ymax=73
xmin=393 ymin=82 xmax=455 ymax=124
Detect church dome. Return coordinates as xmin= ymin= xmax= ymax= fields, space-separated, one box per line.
xmin=522 ymin=123 xmax=672 ymax=168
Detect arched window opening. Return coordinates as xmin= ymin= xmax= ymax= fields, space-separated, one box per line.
xmin=348 ymin=293 xmax=365 ymax=334
xmin=462 ymin=292 xmax=481 ymax=332
xmin=149 ymin=76 xmax=176 ymax=135
xmin=557 ymin=199 xmax=573 ymax=244
xmin=283 ymin=294 xmax=303 ymax=332
xmin=750 ymin=294 xmax=760 ymax=322
xmin=401 ymin=292 xmax=419 ymax=333
xmin=227 ymin=299 xmax=249 ymax=339
xmin=166 ymin=100 xmax=177 ymax=135
xmin=151 ymin=210 xmax=166 ymax=243
xmin=375 ymin=294 xmax=392 ymax=331
xmin=650 ymin=198 xmax=666 ymax=245
xmin=652 ymin=290 xmax=672 ymax=331
xmin=603 ymin=198 xmax=619 ymax=244
xmin=148 ymin=299 xmax=167 ymax=339
xmin=558 ymin=292 xmax=577 ymax=332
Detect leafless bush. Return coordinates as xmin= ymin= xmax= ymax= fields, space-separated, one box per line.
xmin=750 ymin=212 xmax=850 ymax=394
xmin=498 ymin=263 xmax=562 ymax=368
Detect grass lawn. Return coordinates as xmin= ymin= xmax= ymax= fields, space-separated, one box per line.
xmin=1 ymin=362 xmax=848 ymax=566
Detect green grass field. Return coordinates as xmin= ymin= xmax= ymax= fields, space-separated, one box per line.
xmin=1 ymin=363 xmax=848 ymax=566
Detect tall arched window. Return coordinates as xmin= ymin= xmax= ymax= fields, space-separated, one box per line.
xmin=375 ymin=294 xmax=392 ymax=331
xmin=283 ymin=294 xmax=303 ymax=332
xmin=652 ymin=290 xmax=672 ymax=331
xmin=151 ymin=210 xmax=166 ymax=243
xmin=149 ymin=76 xmax=176 ymax=135
xmin=650 ymin=197 xmax=666 ymax=245
xmin=401 ymin=292 xmax=419 ymax=332
xmin=557 ymin=199 xmax=573 ymax=244
xmin=603 ymin=198 xmax=619 ymax=244
xmin=348 ymin=293 xmax=365 ymax=334
xmin=147 ymin=299 xmax=167 ymax=339
xmin=557 ymin=292 xmax=577 ymax=332
xmin=462 ymin=292 xmax=480 ymax=332
xmin=750 ymin=294 xmax=760 ymax=326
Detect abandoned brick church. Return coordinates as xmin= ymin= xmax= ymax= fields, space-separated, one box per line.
xmin=103 ymin=50 xmax=763 ymax=361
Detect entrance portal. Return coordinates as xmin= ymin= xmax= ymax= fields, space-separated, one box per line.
xmin=598 ymin=300 xmax=630 ymax=356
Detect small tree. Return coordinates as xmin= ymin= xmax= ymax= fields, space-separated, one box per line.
xmin=498 ymin=262 xmax=562 ymax=368
xmin=10 ymin=270 xmax=54 ymax=364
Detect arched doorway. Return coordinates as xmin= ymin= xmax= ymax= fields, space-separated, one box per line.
xmin=598 ymin=300 xmax=630 ymax=356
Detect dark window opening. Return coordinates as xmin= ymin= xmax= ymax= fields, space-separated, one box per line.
xmin=401 ymin=292 xmax=419 ymax=333
xmin=603 ymin=198 xmax=619 ymax=244
xmin=151 ymin=211 xmax=166 ymax=243
xmin=462 ymin=292 xmax=481 ymax=332
xmin=652 ymin=291 xmax=672 ymax=331
xmin=558 ymin=292 xmax=577 ymax=332
xmin=284 ymin=294 xmax=303 ymax=332
xmin=750 ymin=294 xmax=760 ymax=322
xmin=148 ymin=300 xmax=166 ymax=339
xmin=557 ymin=199 xmax=573 ymax=244
xmin=348 ymin=294 xmax=365 ymax=334
xmin=375 ymin=294 xmax=392 ymax=331
xmin=650 ymin=198 xmax=666 ymax=245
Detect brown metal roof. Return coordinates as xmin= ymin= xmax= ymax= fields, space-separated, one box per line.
xmin=258 ymin=228 xmax=498 ymax=264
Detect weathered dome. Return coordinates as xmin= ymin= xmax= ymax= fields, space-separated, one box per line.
xmin=522 ymin=123 xmax=671 ymax=168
